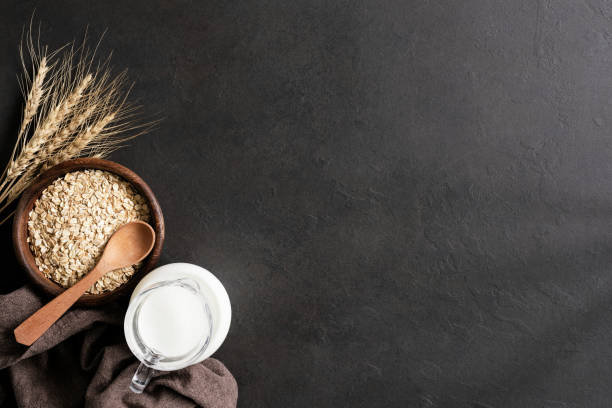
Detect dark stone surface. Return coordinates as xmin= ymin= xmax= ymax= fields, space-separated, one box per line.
xmin=1 ymin=1 xmax=612 ymax=407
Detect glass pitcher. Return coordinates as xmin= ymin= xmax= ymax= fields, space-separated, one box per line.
xmin=124 ymin=277 xmax=213 ymax=393
xmin=124 ymin=263 xmax=232 ymax=394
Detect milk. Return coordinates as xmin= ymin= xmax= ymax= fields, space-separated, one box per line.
xmin=125 ymin=263 xmax=231 ymax=371
xmin=137 ymin=285 xmax=210 ymax=357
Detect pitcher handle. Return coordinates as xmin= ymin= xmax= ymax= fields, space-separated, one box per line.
xmin=130 ymin=361 xmax=157 ymax=393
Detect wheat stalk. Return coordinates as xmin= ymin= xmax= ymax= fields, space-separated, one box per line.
xmin=0 ymin=23 xmax=157 ymax=223
xmin=6 ymin=170 xmax=35 ymax=203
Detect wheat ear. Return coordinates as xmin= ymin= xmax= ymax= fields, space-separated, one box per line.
xmin=17 ymin=56 xmax=48 ymax=140
xmin=4 ymin=111 xmax=114 ymax=206
xmin=5 ymin=73 xmax=92 ymax=181
xmin=37 ymin=104 xmax=98 ymax=174
xmin=38 ymin=75 xmax=93 ymax=159
xmin=48 ymin=112 xmax=117 ymax=167
xmin=0 ymin=56 xmax=49 ymax=185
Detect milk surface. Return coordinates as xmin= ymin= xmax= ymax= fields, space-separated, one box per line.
xmin=138 ymin=285 xmax=209 ymax=357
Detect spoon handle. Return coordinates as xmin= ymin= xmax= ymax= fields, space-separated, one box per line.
xmin=14 ymin=261 xmax=109 ymax=346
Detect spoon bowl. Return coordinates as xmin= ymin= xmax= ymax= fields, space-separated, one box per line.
xmin=101 ymin=222 xmax=156 ymax=268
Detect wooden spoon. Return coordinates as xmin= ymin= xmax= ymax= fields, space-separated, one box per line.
xmin=14 ymin=221 xmax=156 ymax=346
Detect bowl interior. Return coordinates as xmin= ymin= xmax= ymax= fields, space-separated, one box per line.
xmin=13 ymin=158 xmax=165 ymax=306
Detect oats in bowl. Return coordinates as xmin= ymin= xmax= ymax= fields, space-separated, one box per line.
xmin=27 ymin=169 xmax=151 ymax=294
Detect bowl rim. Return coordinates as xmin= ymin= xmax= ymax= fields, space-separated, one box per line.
xmin=12 ymin=158 xmax=165 ymax=306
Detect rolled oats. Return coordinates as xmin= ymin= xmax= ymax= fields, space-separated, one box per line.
xmin=27 ymin=169 xmax=151 ymax=294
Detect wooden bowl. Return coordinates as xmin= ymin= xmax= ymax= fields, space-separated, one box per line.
xmin=12 ymin=158 xmax=165 ymax=306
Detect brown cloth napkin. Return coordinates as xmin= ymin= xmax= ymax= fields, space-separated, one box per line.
xmin=0 ymin=286 xmax=238 ymax=407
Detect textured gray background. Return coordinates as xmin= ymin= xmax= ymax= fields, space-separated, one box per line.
xmin=1 ymin=1 xmax=612 ymax=407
